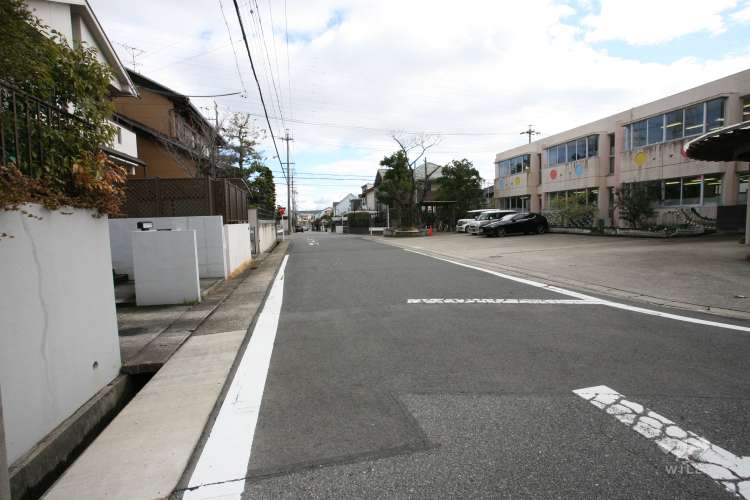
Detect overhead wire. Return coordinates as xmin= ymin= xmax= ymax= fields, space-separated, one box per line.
xmin=231 ymin=0 xmax=287 ymax=182
xmin=218 ymin=0 xmax=248 ymax=95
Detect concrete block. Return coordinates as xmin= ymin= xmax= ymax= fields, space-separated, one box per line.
xmin=132 ymin=230 xmax=201 ymax=306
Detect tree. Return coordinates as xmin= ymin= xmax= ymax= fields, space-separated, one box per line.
xmin=216 ymin=112 xmax=276 ymax=212
xmin=376 ymin=151 xmax=415 ymax=228
xmin=0 ymin=0 xmax=125 ymax=216
xmin=436 ymin=159 xmax=483 ymax=215
xmin=616 ymin=183 xmax=656 ymax=229
xmin=375 ymin=133 xmax=439 ymax=229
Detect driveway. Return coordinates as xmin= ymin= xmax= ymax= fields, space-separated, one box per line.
xmin=371 ymin=232 xmax=750 ymax=319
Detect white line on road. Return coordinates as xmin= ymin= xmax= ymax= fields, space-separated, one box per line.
xmin=183 ymin=255 xmax=289 ymax=500
xmin=574 ymin=385 xmax=750 ymax=498
xmin=404 ymin=248 xmax=750 ymax=333
xmin=407 ymin=298 xmax=601 ymax=304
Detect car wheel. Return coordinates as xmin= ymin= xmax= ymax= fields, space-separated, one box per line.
xmin=536 ymin=225 xmax=546 ymax=234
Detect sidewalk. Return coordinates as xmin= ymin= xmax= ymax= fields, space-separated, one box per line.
xmin=41 ymin=241 xmax=288 ymax=500
xmin=368 ymin=232 xmax=750 ymax=320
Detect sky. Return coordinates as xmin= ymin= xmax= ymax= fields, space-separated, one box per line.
xmin=89 ymin=0 xmax=750 ymax=211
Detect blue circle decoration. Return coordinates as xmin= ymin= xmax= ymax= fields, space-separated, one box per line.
xmin=575 ymin=163 xmax=584 ymax=177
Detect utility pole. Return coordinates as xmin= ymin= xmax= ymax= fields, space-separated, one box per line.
xmin=520 ymin=124 xmax=540 ymax=144
xmin=212 ymin=101 xmax=219 ymax=178
xmin=279 ymin=130 xmax=294 ymax=233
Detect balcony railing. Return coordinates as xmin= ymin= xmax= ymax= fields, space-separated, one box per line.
xmin=0 ymin=81 xmax=90 ymax=177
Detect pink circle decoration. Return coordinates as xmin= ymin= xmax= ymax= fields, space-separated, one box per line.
xmin=550 ymin=169 xmax=558 ymax=180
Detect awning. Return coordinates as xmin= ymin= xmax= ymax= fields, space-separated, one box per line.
xmin=684 ymin=120 xmax=750 ymax=162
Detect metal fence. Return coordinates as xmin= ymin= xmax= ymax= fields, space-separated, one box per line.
xmin=0 ymin=81 xmax=85 ymax=176
xmin=120 ymin=177 xmax=249 ymax=222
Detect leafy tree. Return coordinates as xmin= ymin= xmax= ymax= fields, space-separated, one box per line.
xmin=0 ymin=0 xmax=125 ymax=216
xmin=216 ymin=113 xmax=275 ymax=211
xmin=616 ymin=183 xmax=656 ymax=229
xmin=436 ymin=159 xmax=483 ymax=215
xmin=549 ymin=192 xmax=597 ymax=228
xmin=376 ymin=151 xmax=416 ymax=228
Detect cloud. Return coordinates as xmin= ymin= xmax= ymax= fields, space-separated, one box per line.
xmin=581 ymin=0 xmax=739 ymax=45
xmin=732 ymin=2 xmax=750 ymax=22
xmin=88 ymin=0 xmax=750 ymax=210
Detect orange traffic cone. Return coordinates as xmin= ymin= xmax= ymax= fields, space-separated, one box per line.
xmin=427 ymin=226 xmax=433 ymax=236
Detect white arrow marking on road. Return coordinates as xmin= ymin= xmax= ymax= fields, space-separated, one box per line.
xmin=183 ymin=255 xmax=288 ymax=500
xmin=574 ymin=385 xmax=750 ymax=498
xmin=407 ymin=298 xmax=601 ymax=304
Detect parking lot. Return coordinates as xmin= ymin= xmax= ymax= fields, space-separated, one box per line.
xmin=372 ymin=232 xmax=750 ymax=319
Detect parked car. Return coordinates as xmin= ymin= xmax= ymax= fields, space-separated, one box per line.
xmin=456 ymin=209 xmax=492 ymax=233
xmin=481 ymin=213 xmax=549 ymax=237
xmin=465 ymin=210 xmax=517 ymax=234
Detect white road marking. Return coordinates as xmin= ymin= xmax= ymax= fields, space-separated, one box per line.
xmin=404 ymin=248 xmax=750 ymax=333
xmin=574 ymin=385 xmax=750 ymax=498
xmin=407 ymin=298 xmax=600 ymax=304
xmin=183 ymin=255 xmax=288 ymax=500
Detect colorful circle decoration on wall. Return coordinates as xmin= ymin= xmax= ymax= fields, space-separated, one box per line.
xmin=513 ymin=177 xmax=521 ymax=186
xmin=575 ymin=163 xmax=583 ymax=177
xmin=633 ymin=151 xmax=647 ymax=167
xmin=550 ymin=169 xmax=558 ymax=180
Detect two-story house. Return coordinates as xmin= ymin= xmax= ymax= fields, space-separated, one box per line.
xmin=112 ymin=70 xmax=224 ymax=178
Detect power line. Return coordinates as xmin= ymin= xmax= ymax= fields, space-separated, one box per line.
xmin=249 ymin=0 xmax=286 ymax=129
xmin=520 ymin=124 xmax=541 ymax=144
xmin=232 ymin=0 xmax=286 ymax=182
xmin=218 ymin=0 xmax=247 ymax=95
xmin=284 ymin=0 xmax=292 ymax=121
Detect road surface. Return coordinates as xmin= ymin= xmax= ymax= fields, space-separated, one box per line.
xmin=180 ymin=232 xmax=750 ymax=499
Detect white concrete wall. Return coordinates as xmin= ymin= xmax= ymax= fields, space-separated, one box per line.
xmin=110 ymin=216 xmax=226 ymax=279
xmin=108 ymin=121 xmax=138 ymax=159
xmin=132 ymin=230 xmax=201 ymax=306
xmin=0 ymin=205 xmax=121 ymax=465
xmin=223 ymin=224 xmax=251 ymax=276
xmin=257 ymin=221 xmax=278 ymax=254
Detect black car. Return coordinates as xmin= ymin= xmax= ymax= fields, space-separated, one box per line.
xmin=481 ymin=213 xmax=548 ymax=237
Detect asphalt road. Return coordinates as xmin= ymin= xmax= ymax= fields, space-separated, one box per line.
xmin=187 ymin=232 xmax=750 ymax=499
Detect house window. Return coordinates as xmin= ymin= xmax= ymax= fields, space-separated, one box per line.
xmin=663 ymin=179 xmax=681 ymax=206
xmin=587 ymin=135 xmax=598 ymax=157
xmin=739 ymin=172 xmax=750 ymax=204
xmin=682 ymin=176 xmax=702 ymax=205
xmin=706 ymin=98 xmax=725 ymax=131
xmin=632 ymin=120 xmax=647 ymax=148
xmin=547 ymin=145 xmax=557 ymax=167
xmin=576 ymin=138 xmax=586 ymax=160
xmin=703 ymin=175 xmax=722 ymax=204
xmin=684 ymin=103 xmax=704 ymax=137
xmin=567 ymin=140 xmax=578 ymax=162
xmin=608 ymin=133 xmax=615 ymax=175
xmin=557 ymin=144 xmax=567 ymax=164
xmin=647 ymin=115 xmax=663 ymax=145
xmin=665 ymin=109 xmax=683 ymax=141
xmin=743 ymin=96 xmax=750 ymax=122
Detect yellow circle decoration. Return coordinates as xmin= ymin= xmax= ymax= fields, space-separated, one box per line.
xmin=633 ymin=151 xmax=647 ymax=168
xmin=513 ymin=177 xmax=521 ymax=186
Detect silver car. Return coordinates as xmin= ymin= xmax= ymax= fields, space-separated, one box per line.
xmin=456 ymin=209 xmax=492 ymax=233
xmin=465 ymin=210 xmax=517 ymax=235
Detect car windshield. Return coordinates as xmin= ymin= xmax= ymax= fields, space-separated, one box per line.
xmin=477 ymin=212 xmax=497 ymax=220
xmin=500 ymin=214 xmax=516 ymax=221
xmin=463 ymin=211 xmax=483 ymax=219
